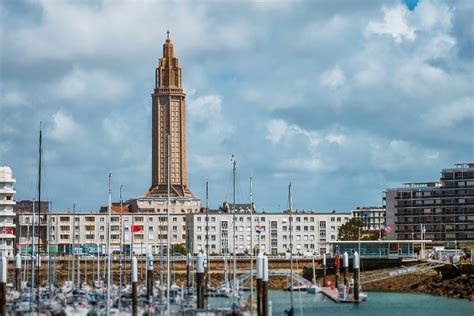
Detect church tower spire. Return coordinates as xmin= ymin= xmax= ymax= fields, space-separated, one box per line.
xmin=148 ymin=33 xmax=193 ymax=198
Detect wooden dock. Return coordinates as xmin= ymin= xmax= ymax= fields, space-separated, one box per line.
xmin=320 ymin=287 xmax=360 ymax=303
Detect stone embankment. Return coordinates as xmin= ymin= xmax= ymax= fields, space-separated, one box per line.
xmin=361 ymin=265 xmax=474 ymax=301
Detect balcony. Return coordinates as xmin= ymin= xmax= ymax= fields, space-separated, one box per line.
xmin=0 ymin=188 xmax=16 ymax=194
xmin=0 ymin=200 xmax=15 ymax=205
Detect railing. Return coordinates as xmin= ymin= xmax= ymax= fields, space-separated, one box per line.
xmin=360 ymin=260 xmax=447 ymax=285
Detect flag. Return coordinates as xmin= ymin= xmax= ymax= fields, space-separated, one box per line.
xmin=1 ymin=227 xmax=12 ymax=234
xmin=384 ymin=225 xmax=392 ymax=233
xmin=131 ymin=225 xmax=142 ymax=233
xmin=255 ymin=224 xmax=262 ymax=234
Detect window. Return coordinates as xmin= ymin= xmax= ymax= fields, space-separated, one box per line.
xmin=320 ymin=221 xmax=326 ymax=229
xmin=330 ymin=217 xmax=335 ymax=222
xmin=148 ymin=217 xmax=154 ymax=222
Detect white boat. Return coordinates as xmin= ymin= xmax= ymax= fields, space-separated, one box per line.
xmin=307 ymin=285 xmax=321 ymax=294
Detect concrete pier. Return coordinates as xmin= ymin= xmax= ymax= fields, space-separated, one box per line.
xmin=132 ymin=257 xmax=138 ymax=316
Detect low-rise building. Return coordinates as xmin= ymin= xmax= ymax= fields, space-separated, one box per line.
xmin=186 ymin=203 xmax=351 ymax=255
xmin=16 ymin=210 xmax=189 ymax=255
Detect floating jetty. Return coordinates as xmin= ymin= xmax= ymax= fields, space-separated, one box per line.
xmin=320 ymin=287 xmax=367 ymax=303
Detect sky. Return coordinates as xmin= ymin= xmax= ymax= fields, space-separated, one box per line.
xmin=0 ymin=0 xmax=473 ymax=212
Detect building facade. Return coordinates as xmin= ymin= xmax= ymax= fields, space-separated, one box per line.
xmin=14 ymin=200 xmax=49 ymax=254
xmin=186 ymin=207 xmax=351 ymax=255
xmin=0 ymin=166 xmax=16 ymax=257
xmin=385 ymin=163 xmax=474 ymax=242
xmin=16 ymin=211 xmax=189 ymax=255
xmin=352 ymin=206 xmax=386 ymax=230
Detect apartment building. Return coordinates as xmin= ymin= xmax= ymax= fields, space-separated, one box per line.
xmin=0 ymin=166 xmax=16 ymax=257
xmin=16 ymin=211 xmax=189 ymax=255
xmin=186 ymin=204 xmax=351 ymax=255
xmin=385 ymin=163 xmax=474 ymax=242
xmin=352 ymin=206 xmax=386 ymax=230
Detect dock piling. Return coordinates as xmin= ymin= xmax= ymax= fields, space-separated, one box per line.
xmin=0 ymin=256 xmax=6 ymax=315
xmin=322 ymin=253 xmax=326 ymax=286
xmin=353 ymin=252 xmax=360 ymax=302
xmin=146 ymin=253 xmax=154 ymax=300
xmin=256 ymin=252 xmax=263 ymax=316
xmin=186 ymin=253 xmax=192 ymax=291
xmin=343 ymin=252 xmax=349 ymax=286
xmin=15 ymin=253 xmax=21 ymax=292
xmin=196 ymin=252 xmax=205 ymax=309
xmin=132 ymin=256 xmax=138 ymax=316
xmin=262 ymin=255 xmax=269 ymax=316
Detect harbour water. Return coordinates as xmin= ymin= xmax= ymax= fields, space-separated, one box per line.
xmin=209 ymin=291 xmax=474 ymax=316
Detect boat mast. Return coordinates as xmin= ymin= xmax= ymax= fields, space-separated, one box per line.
xmin=36 ymin=122 xmax=42 ymax=298
xmin=106 ymin=173 xmax=112 ymax=316
xmin=205 ymin=180 xmax=209 ymax=299
xmin=119 ymin=184 xmax=123 ymax=310
xmin=71 ymin=203 xmax=76 ymax=290
xmin=249 ymin=177 xmax=254 ymax=311
xmin=30 ymin=198 xmax=35 ymax=309
xmin=232 ymin=157 xmax=237 ymax=304
xmin=289 ymin=182 xmax=294 ymax=313
xmin=166 ymin=133 xmax=171 ymax=313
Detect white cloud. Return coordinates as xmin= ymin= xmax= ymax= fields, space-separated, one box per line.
xmin=53 ymin=68 xmax=127 ymax=101
xmin=277 ymin=157 xmax=324 ymax=173
xmin=49 ymin=111 xmax=82 ymax=142
xmin=265 ymin=119 xmax=320 ymax=148
xmin=366 ymin=5 xmax=415 ymax=43
xmin=265 ymin=119 xmax=288 ymax=144
xmin=188 ymin=94 xmax=233 ymax=144
xmin=355 ymin=61 xmax=384 ymax=86
xmin=326 ymin=134 xmax=345 ymax=145
xmin=0 ymin=90 xmax=28 ymax=107
xmin=320 ymin=65 xmax=345 ymax=89
xmin=424 ymin=98 xmax=474 ymax=128
xmin=102 ymin=116 xmax=129 ymax=145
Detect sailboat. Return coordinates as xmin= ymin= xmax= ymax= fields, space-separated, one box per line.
xmin=284 ymin=182 xmax=295 ymax=316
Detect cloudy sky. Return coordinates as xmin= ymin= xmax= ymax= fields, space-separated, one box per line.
xmin=1 ymin=0 xmax=473 ymax=212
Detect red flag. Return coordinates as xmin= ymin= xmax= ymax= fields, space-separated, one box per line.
xmin=1 ymin=227 xmax=11 ymax=234
xmin=131 ymin=225 xmax=141 ymax=233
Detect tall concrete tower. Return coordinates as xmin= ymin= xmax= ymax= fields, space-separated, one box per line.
xmin=148 ymin=32 xmax=193 ymax=198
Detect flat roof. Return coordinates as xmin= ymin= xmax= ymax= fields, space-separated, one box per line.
xmin=325 ymin=240 xmax=433 ymax=244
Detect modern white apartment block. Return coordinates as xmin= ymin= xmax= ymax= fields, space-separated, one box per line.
xmin=0 ymin=166 xmax=16 ymax=258
xmin=186 ymin=204 xmax=351 ymax=255
xmin=17 ymin=211 xmax=189 ymax=255
xmin=352 ymin=206 xmax=386 ymax=230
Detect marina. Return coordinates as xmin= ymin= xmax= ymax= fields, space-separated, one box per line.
xmin=1 ymin=1 xmax=473 ymax=315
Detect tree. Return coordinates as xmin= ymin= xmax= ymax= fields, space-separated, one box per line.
xmin=172 ymin=243 xmax=188 ymax=255
xmin=337 ymin=218 xmax=364 ymax=240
